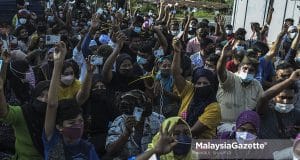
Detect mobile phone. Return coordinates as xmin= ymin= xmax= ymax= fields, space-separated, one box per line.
xmin=91 ymin=55 xmax=103 ymax=65
xmin=45 ymin=35 xmax=61 ymax=45
xmin=133 ymin=107 xmax=144 ymax=122
xmin=0 ymin=59 xmax=3 ymax=72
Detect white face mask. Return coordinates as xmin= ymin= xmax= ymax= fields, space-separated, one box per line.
xmin=226 ymin=29 xmax=233 ymax=35
xmin=19 ymin=18 xmax=27 ymax=24
xmin=137 ymin=55 xmax=148 ymax=65
xmin=153 ymin=49 xmax=164 ymax=58
xmin=47 ymin=16 xmax=54 ymax=22
xmin=274 ymin=103 xmax=294 ymax=113
xmin=61 ymin=75 xmax=74 ymax=86
xmin=171 ymin=30 xmax=179 ymax=36
xmin=238 ymin=72 xmax=254 ymax=83
xmin=235 ymin=131 xmax=257 ymax=144
xmin=290 ymin=32 xmax=298 ymax=39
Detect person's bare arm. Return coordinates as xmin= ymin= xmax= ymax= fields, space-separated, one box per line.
xmin=181 ymin=13 xmax=192 ymax=42
xmin=191 ymin=121 xmax=209 ymax=137
xmin=0 ymin=51 xmax=10 ymax=117
xmin=44 ymin=42 xmax=67 ymax=141
xmin=101 ymin=32 xmax=125 ymax=83
xmin=76 ymin=56 xmax=94 ymax=106
xmin=171 ymin=37 xmax=186 ymax=93
xmin=264 ymin=24 xmax=288 ymax=62
xmin=153 ymin=26 xmax=168 ymax=51
xmin=291 ymin=24 xmax=300 ymax=50
xmin=217 ymin=41 xmax=233 ymax=83
xmin=257 ymin=69 xmax=300 ymax=115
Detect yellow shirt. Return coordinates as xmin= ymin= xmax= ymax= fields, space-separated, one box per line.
xmin=175 ymin=81 xmax=221 ymax=139
xmin=58 ymin=80 xmax=81 ymax=100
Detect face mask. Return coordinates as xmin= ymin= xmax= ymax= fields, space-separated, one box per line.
xmin=62 ymin=123 xmax=83 ymax=140
xmin=137 ymin=55 xmax=148 ymax=65
xmin=19 ymin=18 xmax=27 ymax=24
xmin=171 ymin=30 xmax=179 ymax=36
xmin=61 ymin=75 xmax=74 ymax=86
xmin=235 ymin=131 xmax=257 ymax=144
xmin=235 ymin=45 xmax=245 ymax=52
xmin=134 ymin=26 xmax=142 ymax=33
xmin=226 ymin=29 xmax=233 ymax=35
xmin=173 ymin=134 xmax=192 ymax=156
xmin=91 ymin=89 xmax=107 ymax=100
xmin=290 ymin=32 xmax=297 ymax=39
xmin=47 ymin=16 xmax=54 ymax=22
xmin=295 ymin=57 xmax=300 ymax=66
xmin=119 ymin=68 xmax=133 ymax=77
xmin=87 ymin=21 xmax=91 ymax=26
xmin=59 ymin=13 xmax=64 ymax=18
xmin=238 ymin=72 xmax=254 ymax=83
xmin=32 ymin=99 xmax=47 ymax=114
xmin=160 ymin=69 xmax=171 ymax=78
xmin=153 ymin=49 xmax=164 ymax=58
xmin=274 ymin=103 xmax=294 ymax=113
xmin=194 ymin=85 xmax=213 ymax=99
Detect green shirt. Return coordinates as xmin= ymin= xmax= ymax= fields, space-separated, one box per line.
xmin=0 ymin=106 xmax=43 ymax=160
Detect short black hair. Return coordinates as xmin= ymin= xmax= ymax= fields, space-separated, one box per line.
xmin=234 ymin=28 xmax=247 ymax=40
xmin=276 ymin=62 xmax=293 ymax=71
xmin=206 ymin=54 xmax=220 ymax=65
xmin=56 ymin=99 xmax=82 ymax=125
xmin=225 ymin=24 xmax=233 ymax=29
xmin=62 ymin=60 xmax=80 ymax=79
xmin=252 ymin=41 xmax=269 ymax=55
xmin=285 ymin=18 xmax=294 ymax=24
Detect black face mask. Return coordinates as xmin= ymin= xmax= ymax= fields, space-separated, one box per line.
xmin=48 ymin=61 xmax=54 ymax=68
xmin=188 ymin=28 xmax=196 ymax=35
xmin=37 ymin=25 xmax=47 ymax=33
xmin=91 ymin=89 xmax=107 ymax=100
xmin=31 ymin=99 xmax=47 ymax=115
xmin=119 ymin=68 xmax=134 ymax=77
xmin=194 ymin=85 xmax=213 ymax=99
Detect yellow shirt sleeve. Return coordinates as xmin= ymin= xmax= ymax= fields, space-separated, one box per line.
xmin=174 ymin=81 xmax=195 ymax=116
xmin=198 ymin=102 xmax=221 ymax=130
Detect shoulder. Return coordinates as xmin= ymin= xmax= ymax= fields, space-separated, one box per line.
xmin=149 ymin=112 xmax=165 ymax=122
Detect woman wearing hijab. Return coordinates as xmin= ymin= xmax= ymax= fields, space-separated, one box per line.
xmin=171 ymin=38 xmax=221 ymax=138
xmin=0 ymin=54 xmax=50 ymax=159
xmin=218 ymin=110 xmax=260 ymax=142
xmin=136 ymin=117 xmax=195 ymax=160
xmin=102 ymin=32 xmax=145 ymax=93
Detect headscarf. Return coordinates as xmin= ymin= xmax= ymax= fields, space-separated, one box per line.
xmin=187 ymin=68 xmax=217 ymax=126
xmin=236 ymin=110 xmax=260 ymax=133
xmin=147 ymin=117 xmax=193 ymax=160
xmin=155 ymin=56 xmax=173 ymax=92
xmin=115 ymin=53 xmax=132 ymax=75
xmin=22 ymin=80 xmax=50 ymax=156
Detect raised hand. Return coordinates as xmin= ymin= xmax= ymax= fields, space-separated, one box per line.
xmin=115 ymin=31 xmax=127 ymax=49
xmin=154 ymin=121 xmax=177 ymax=155
xmin=91 ymin=14 xmax=100 ymax=29
xmin=86 ymin=55 xmax=95 ymax=73
xmin=281 ymin=23 xmax=289 ymax=34
xmin=222 ymin=40 xmax=235 ymax=57
xmin=125 ymin=116 xmax=136 ymax=134
xmin=289 ymin=69 xmax=300 ymax=81
xmin=1 ymin=50 xmax=11 ymax=63
xmin=172 ymin=37 xmax=182 ymax=53
xmin=53 ymin=41 xmax=67 ymax=63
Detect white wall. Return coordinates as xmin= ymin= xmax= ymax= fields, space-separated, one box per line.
xmin=231 ymin=0 xmax=300 ymax=43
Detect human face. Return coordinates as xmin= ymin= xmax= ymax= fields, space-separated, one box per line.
xmin=36 ymin=89 xmax=49 ymax=103
xmin=119 ymin=59 xmax=133 ymax=74
xmin=20 ymin=29 xmax=28 ymax=39
xmin=204 ymin=60 xmax=216 ymax=72
xmin=92 ymin=81 xmax=106 ymax=91
xmin=159 ymin=59 xmax=171 ymax=71
xmin=62 ymin=114 xmax=84 ymax=128
xmin=172 ymin=123 xmax=190 ymax=138
xmin=190 ymin=20 xmax=197 ymax=28
xmin=274 ymin=90 xmax=295 ymax=104
xmin=276 ymin=68 xmax=293 ymax=81
xmin=196 ymin=28 xmax=208 ymax=40
xmin=195 ymin=77 xmax=211 ymax=88
xmin=239 ymin=64 xmax=256 ymax=75
xmin=62 ymin=67 xmax=74 ymax=76
xmin=38 ymin=37 xmax=45 ymax=48
xmin=237 ymin=123 xmax=257 ymax=135
xmin=170 ymin=24 xmax=179 ymax=31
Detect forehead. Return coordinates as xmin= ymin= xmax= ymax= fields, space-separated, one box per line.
xmin=196 ymin=76 xmax=209 ymax=83
xmin=121 ymin=59 xmax=132 ymax=66
xmin=63 ymin=66 xmax=74 ymax=72
xmin=277 ymin=90 xmax=295 ymax=97
xmin=239 ymin=122 xmax=255 ymax=130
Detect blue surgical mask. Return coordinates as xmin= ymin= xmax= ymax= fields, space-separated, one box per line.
xmin=274 ymin=103 xmax=294 ymax=113
xmin=295 ymin=57 xmax=300 ymax=65
xmin=238 ymin=72 xmax=254 ymax=83
xmin=173 ymin=135 xmax=192 ymax=156
xmin=137 ymin=55 xmax=147 ymax=65
xmin=153 ymin=49 xmax=164 ymax=58
xmin=235 ymin=131 xmax=257 ymax=144
xmin=235 ymin=45 xmax=245 ymax=52
xmin=134 ymin=26 xmax=141 ymax=33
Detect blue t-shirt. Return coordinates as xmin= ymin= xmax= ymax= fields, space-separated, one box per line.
xmin=255 ymin=56 xmax=275 ymax=84
xmin=42 ymin=129 xmax=100 ymax=160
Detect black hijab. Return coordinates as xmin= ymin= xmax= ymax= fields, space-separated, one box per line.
xmin=186 ymin=68 xmax=217 ymax=126
xmin=22 ymin=80 xmax=50 ymax=156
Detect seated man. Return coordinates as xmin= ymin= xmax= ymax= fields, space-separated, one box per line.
xmin=216 ymin=42 xmax=263 ymax=133
xmin=105 ymin=90 xmax=164 ymax=159
xmin=257 ymin=69 xmax=300 ymax=139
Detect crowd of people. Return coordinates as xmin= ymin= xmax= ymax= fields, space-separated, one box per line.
xmin=1 ymin=0 xmax=300 ymax=159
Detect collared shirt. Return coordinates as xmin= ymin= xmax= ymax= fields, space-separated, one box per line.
xmin=217 ymin=70 xmax=263 ymax=122
xmin=186 ymin=37 xmax=200 ymax=54
xmin=106 ymin=113 xmax=164 ymax=159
